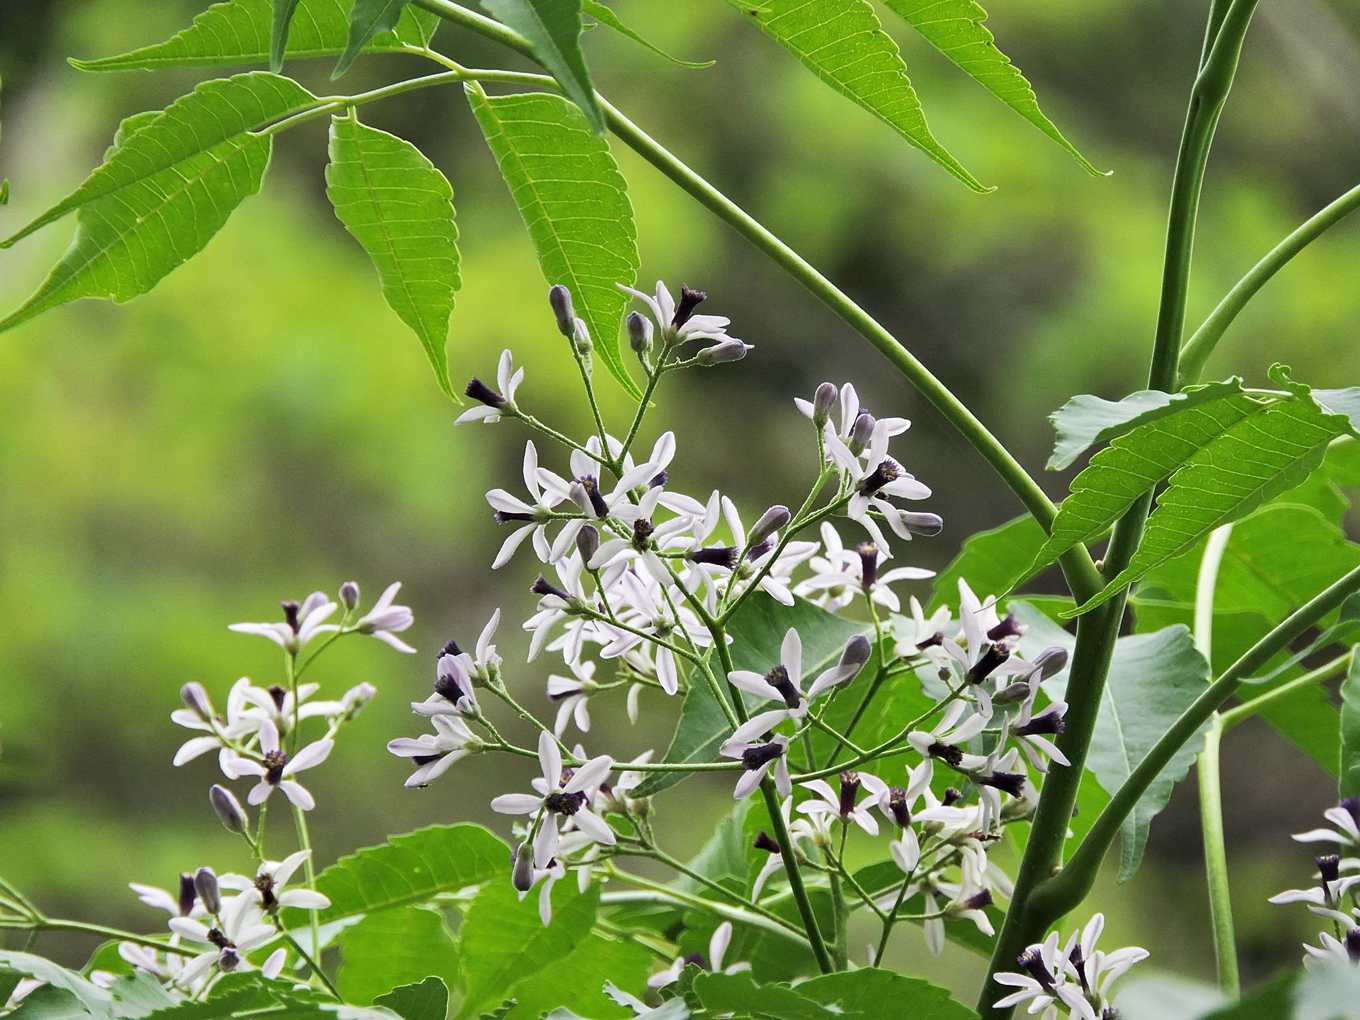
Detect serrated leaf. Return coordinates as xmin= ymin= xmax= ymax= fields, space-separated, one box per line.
xmin=693 ymin=972 xmax=840 ymax=1020
xmin=1034 ymin=382 xmax=1260 ymax=569
xmin=882 ymin=0 xmax=1101 ymax=175
xmin=795 ymin=969 xmax=975 ymax=1019
xmin=337 ymin=907 xmax=459 ymax=1006
xmin=373 ymin=978 xmax=448 ymax=1020
xmin=481 ymin=0 xmax=605 ymax=132
xmin=1073 ymin=394 xmax=1356 ymax=616
xmin=503 ymin=933 xmax=648 ymax=1019
xmin=272 ymin=0 xmax=304 ymax=69
xmin=1014 ymin=602 xmax=1211 ymax=880
xmin=581 ymin=1 xmax=714 ymax=68
xmin=730 ymin=0 xmax=986 ymax=192
xmin=456 ymin=880 xmax=598 ymax=1020
xmin=335 ymin=0 xmax=416 ymax=77
xmin=0 ymin=953 xmax=113 ymax=1019
xmin=325 ymin=115 xmax=460 ymax=397
xmin=297 ymin=823 xmax=508 ymax=926
xmin=3 ymin=72 xmax=313 ymax=248
xmin=630 ymin=595 xmax=866 ymax=798
xmin=1047 ymin=381 xmax=1245 ymax=472
xmin=1338 ymin=650 xmax=1360 ymax=797
xmin=927 ymin=513 xmax=1046 ymax=612
xmin=466 ymin=85 xmax=640 ymax=397
xmin=0 ymin=75 xmax=314 ymax=334
xmin=72 ymin=0 xmax=437 ymax=73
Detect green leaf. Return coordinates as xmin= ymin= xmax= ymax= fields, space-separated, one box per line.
xmin=677 ymin=799 xmax=751 ymax=896
xmin=325 ymin=115 xmax=461 ymax=397
xmin=72 ymin=0 xmax=437 ymax=72
xmin=1013 ymin=602 xmax=1211 ymax=880
xmin=729 ymin=0 xmax=986 ymax=192
xmin=272 ymin=0 xmax=303 ymax=69
xmin=373 ymin=978 xmax=449 ymax=1020
xmin=1315 ymin=387 xmax=1360 ymax=432
xmin=1338 ymin=650 xmax=1360 ymax=797
xmin=795 ymin=969 xmax=975 ymax=1019
xmin=1074 ymin=392 xmax=1355 ymax=616
xmin=0 ymin=76 xmax=301 ymax=333
xmin=337 ymin=906 xmax=459 ymax=1005
xmin=928 ymin=513 xmax=1046 ymax=612
xmin=1 ymin=70 xmax=313 ymax=245
xmin=1033 ymin=382 xmax=1259 ymax=570
xmin=631 ymin=595 xmax=867 ymax=797
xmin=692 ymin=972 xmax=840 ymax=1020
xmin=882 ymin=0 xmax=1100 ymax=175
xmin=466 ymin=85 xmax=641 ymax=398
xmin=300 ymin=823 xmax=508 ymax=926
xmin=481 ymin=0 xmax=605 ymax=132
xmin=581 ymin=1 xmax=715 ymax=68
xmin=335 ymin=0 xmax=415 ymax=77
xmin=0 ymin=954 xmax=112 ymax=1019
xmin=503 ymin=933 xmax=648 ymax=1019
xmin=1046 ymin=381 xmax=1245 ymax=472
xmin=456 ymin=880 xmax=598 ymax=1020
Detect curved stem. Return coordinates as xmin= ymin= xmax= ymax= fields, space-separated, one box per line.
xmin=1219 ymin=651 xmax=1352 ymax=731
xmin=1179 ymin=181 xmax=1360 ymax=384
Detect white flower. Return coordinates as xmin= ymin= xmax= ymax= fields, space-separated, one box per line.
xmin=485 ymin=442 xmax=574 ymax=569
xmin=128 ymin=876 xmax=204 ymax=918
xmin=1012 ymin=698 xmax=1070 ymax=772
xmin=244 ymin=851 xmax=331 ymax=913
xmin=619 ymin=280 xmax=740 ymax=349
xmin=388 ymin=714 xmax=482 ymax=787
xmin=489 ymin=731 xmax=616 ymax=868
xmin=797 ymin=772 xmax=890 ymax=836
xmin=719 ymin=725 xmax=790 ymax=800
xmin=1269 ymin=854 xmax=1360 ymax=925
xmin=1303 ymin=927 xmax=1360 ymax=968
xmin=353 ymin=582 xmax=416 ymax=653
xmin=994 ymin=914 xmax=1148 ymax=1020
xmin=413 ymin=611 xmax=501 ymax=718
xmin=907 ymin=700 xmax=987 ymax=765
xmin=647 ymin=921 xmax=750 ymax=989
xmin=229 ymin=592 xmax=337 ymax=653
xmin=547 ymin=660 xmax=597 ymax=736
xmin=725 ymin=627 xmax=858 ymax=722
xmin=222 ymin=719 xmax=333 ymax=811
xmin=794 ymin=527 xmax=933 ymax=612
xmin=168 ymin=890 xmax=277 ymax=986
xmin=456 ymin=349 xmax=523 ymax=424
xmin=803 ymin=383 xmax=909 ymax=456
xmin=1293 ymin=799 xmax=1360 ymax=851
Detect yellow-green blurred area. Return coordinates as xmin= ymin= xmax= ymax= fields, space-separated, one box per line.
xmin=2 ymin=0 xmax=1360 ymax=1002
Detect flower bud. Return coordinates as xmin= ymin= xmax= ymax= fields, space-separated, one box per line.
xmin=812 ymin=382 xmax=837 ymax=426
xmin=849 ymin=411 xmax=876 ymax=451
xmin=749 ymin=505 xmax=790 ymax=546
xmin=900 ymin=511 xmax=944 ymax=538
xmin=194 ymin=867 xmax=221 ymax=915
xmin=548 ymin=285 xmax=576 ymax=338
xmin=856 ymin=541 xmax=879 ymax=589
xmin=839 ymin=634 xmax=872 ymax=673
xmin=339 ymin=581 xmax=360 ymax=610
xmin=177 ymin=874 xmax=196 ymax=916
xmin=180 ymin=682 xmax=213 ymax=721
xmin=696 ymin=339 xmax=749 ymax=366
xmin=209 ymin=784 xmax=249 ymax=834
xmin=571 ymin=318 xmax=592 ymax=357
xmin=576 ymin=525 xmax=600 ymax=563
xmin=1033 ymin=646 xmax=1068 ymax=680
xmin=511 ymin=841 xmax=535 ymax=892
xmin=626 ymin=311 xmax=652 ymax=354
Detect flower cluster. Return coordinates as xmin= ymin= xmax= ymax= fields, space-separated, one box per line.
xmin=1270 ymin=797 xmax=1360 ymax=965
xmin=992 ymin=913 xmax=1147 ymax=1020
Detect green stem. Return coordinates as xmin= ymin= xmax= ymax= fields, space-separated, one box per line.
xmin=631 ymin=848 xmax=802 ymax=935
xmin=1032 ymin=562 xmax=1360 ymax=924
xmin=828 ymin=825 xmax=850 ymax=969
xmin=279 ymin=928 xmax=340 ymax=999
xmin=604 ymin=866 xmax=810 ymax=947
xmin=291 ymin=805 xmax=321 ymax=972
xmin=1219 ymin=651 xmax=1352 ymax=731
xmin=979 ymin=7 xmax=1258 ymax=1013
xmin=1179 ymin=181 xmax=1360 ymax=384
xmin=4 ymin=918 xmax=195 ymax=957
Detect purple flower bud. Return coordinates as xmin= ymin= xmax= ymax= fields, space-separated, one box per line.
xmin=178 ymin=874 xmax=196 ymax=916
xmin=512 ymin=842 xmax=535 ymax=892
xmin=672 ymin=285 xmax=707 ymax=328
xmin=849 ymin=411 xmax=876 ymax=451
xmin=900 ymin=512 xmax=944 ymax=537
xmin=576 ymin=525 xmax=600 ymax=562
xmin=812 ymin=382 xmax=837 ymax=426
xmin=839 ymin=634 xmax=872 ymax=673
xmin=181 ymin=682 xmax=212 ymax=721
xmin=1033 ymin=646 xmax=1068 ymax=680
xmin=626 ymin=311 xmax=652 ymax=354
xmin=548 ymin=285 xmax=576 ymax=338
xmin=856 ymin=541 xmax=879 ymax=589
xmin=749 ymin=505 xmax=791 ymax=546
xmin=696 ymin=339 xmax=750 ymax=366
xmin=209 ymin=785 xmax=248 ymax=834
xmin=194 ymin=867 xmax=221 ymax=915
xmin=571 ymin=318 xmax=592 ymax=355
xmin=339 ymin=581 xmax=360 ymax=611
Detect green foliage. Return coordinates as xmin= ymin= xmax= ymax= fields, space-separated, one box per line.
xmin=692 ymin=968 xmax=974 ymax=1019
xmin=1338 ymin=649 xmax=1360 ymax=797
xmin=882 ymin=0 xmax=1101 ymax=175
xmin=325 ymin=114 xmax=461 ymax=397
xmin=927 ymin=513 xmax=1046 ymax=611
xmin=71 ymin=0 xmax=437 ymax=72
xmin=272 ymin=0 xmax=304 ymax=70
xmin=300 ymin=823 xmax=508 ymax=926
xmin=335 ymin=0 xmax=418 ymax=77
xmin=336 ymin=906 xmax=460 ymax=1005
xmin=581 ymin=1 xmax=715 ymax=69
xmin=455 ymin=880 xmax=599 ymax=1020
xmin=729 ymin=0 xmax=986 ymax=192
xmin=502 ymin=933 xmax=648 ymax=1019
xmin=0 ymin=953 xmax=114 ymax=1018
xmin=373 ymin=978 xmax=449 ymax=1020
xmin=466 ymin=85 xmax=641 ymax=397
xmin=1014 ymin=601 xmax=1211 ymax=880
xmin=482 ymin=0 xmax=605 ymax=133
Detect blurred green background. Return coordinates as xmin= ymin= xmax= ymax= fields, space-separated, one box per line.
xmin=2 ymin=0 xmax=1360 ymax=1002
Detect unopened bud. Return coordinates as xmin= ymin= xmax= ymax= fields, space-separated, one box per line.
xmin=626 ymin=311 xmax=653 ymax=354
xmin=571 ymin=318 xmax=592 ymax=356
xmin=180 ymin=683 xmax=212 ymax=721
xmin=512 ymin=842 xmax=535 ymax=892
xmin=576 ymin=525 xmax=600 ymax=563
xmin=856 ymin=542 xmax=879 ymax=589
xmin=209 ymin=784 xmax=249 ymax=834
xmin=849 ymin=411 xmax=876 ymax=451
xmin=749 ymin=505 xmax=790 ymax=546
xmin=548 ymin=285 xmax=576 ymax=337
xmin=194 ymin=867 xmax=221 ymax=915
xmin=696 ymin=339 xmax=749 ymax=365
xmin=1033 ymin=646 xmax=1068 ymax=680
xmin=812 ymin=382 xmax=837 ymax=426
xmin=177 ymin=874 xmax=196 ymax=916
xmin=339 ymin=581 xmax=360 ymax=610
xmin=839 ymin=634 xmax=872 ymax=673
xmin=900 ymin=512 xmax=944 ymax=538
